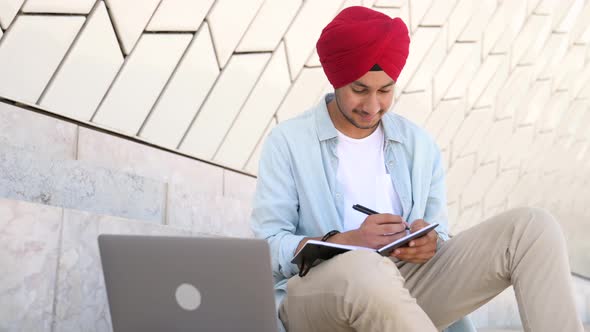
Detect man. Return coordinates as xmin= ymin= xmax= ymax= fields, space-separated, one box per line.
xmin=251 ymin=6 xmax=583 ymax=332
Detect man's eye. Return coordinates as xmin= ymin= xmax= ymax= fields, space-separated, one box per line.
xmin=379 ymin=89 xmax=391 ymax=93
xmin=353 ymin=89 xmax=367 ymax=94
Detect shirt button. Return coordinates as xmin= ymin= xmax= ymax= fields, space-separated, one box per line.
xmin=335 ymin=193 xmax=341 ymax=198
xmin=388 ymin=161 xmax=394 ymax=166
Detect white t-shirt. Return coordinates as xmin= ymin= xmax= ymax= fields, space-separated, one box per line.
xmin=336 ymin=125 xmax=403 ymax=231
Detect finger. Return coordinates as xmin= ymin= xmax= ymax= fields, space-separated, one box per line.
xmin=394 ymin=242 xmax=435 ymax=257
xmin=395 ymin=249 xmax=435 ymax=262
xmin=398 ymin=253 xmax=433 ymax=264
xmin=377 ymin=232 xmax=406 ymax=246
xmin=410 ymin=241 xmax=437 ymax=255
xmin=371 ymin=214 xmax=404 ymax=225
xmin=396 ymin=252 xmax=430 ymax=263
xmin=378 ymin=223 xmax=407 ymax=235
xmin=403 ymin=258 xmax=427 ymax=264
xmin=410 ymin=225 xmax=423 ymax=233
xmin=408 ymin=231 xmax=436 ymax=247
xmin=408 ymin=236 xmax=429 ymax=248
xmin=410 ymin=219 xmax=428 ymax=232
xmin=393 ymin=246 xmax=419 ymax=257
xmin=393 ymin=251 xmax=422 ymax=262
xmin=367 ymin=225 xmax=403 ymax=238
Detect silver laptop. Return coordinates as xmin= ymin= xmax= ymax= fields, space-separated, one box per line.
xmin=98 ymin=235 xmax=277 ymax=332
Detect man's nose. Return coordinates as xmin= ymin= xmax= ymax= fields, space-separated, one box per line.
xmin=365 ymin=94 xmax=380 ymax=113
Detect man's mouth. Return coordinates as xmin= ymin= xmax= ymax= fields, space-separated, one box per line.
xmin=356 ymin=111 xmax=379 ymax=122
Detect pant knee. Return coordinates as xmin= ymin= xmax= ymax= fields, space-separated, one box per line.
xmin=511 ymin=206 xmax=564 ymax=245
xmin=285 ymin=251 xmax=418 ymax=330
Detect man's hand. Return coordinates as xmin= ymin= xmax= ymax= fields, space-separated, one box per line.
xmin=352 ymin=214 xmax=409 ymax=249
xmin=294 ymin=214 xmax=408 ymax=253
xmin=391 ymin=219 xmax=438 ymax=264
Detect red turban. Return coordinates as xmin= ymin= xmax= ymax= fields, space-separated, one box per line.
xmin=317 ymin=6 xmax=410 ymax=89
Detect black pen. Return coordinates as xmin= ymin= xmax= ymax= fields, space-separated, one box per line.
xmin=352 ymin=204 xmax=410 ymax=231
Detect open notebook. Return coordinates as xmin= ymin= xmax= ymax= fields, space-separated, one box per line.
xmin=291 ymin=223 xmax=439 ymax=277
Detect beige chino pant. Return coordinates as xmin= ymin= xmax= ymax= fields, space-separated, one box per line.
xmin=279 ymin=207 xmax=584 ymax=332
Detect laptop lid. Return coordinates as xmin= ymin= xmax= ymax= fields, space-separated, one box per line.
xmin=98 ymin=235 xmax=277 ymax=332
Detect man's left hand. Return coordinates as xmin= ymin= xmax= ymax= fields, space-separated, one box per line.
xmin=390 ymin=219 xmax=438 ymax=264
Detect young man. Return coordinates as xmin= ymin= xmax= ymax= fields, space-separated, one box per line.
xmin=251 ymin=6 xmax=583 ymax=332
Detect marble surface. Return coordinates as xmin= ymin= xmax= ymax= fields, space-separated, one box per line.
xmin=223 ymin=169 xmax=257 ymax=201
xmin=469 ymin=300 xmax=489 ymax=328
xmin=0 ymin=145 xmax=166 ymax=223
xmin=560 ymin=213 xmax=590 ymax=278
xmin=0 ymin=101 xmax=77 ymax=159
xmin=0 ymin=198 xmax=62 ymax=332
xmin=479 ymin=328 xmax=590 ymax=332
xmin=463 ymin=276 xmax=590 ymax=328
xmin=1 ymin=197 xmax=588 ymax=330
xmin=479 ymin=287 xmax=522 ymax=329
xmin=77 ymin=127 xmax=224 ymax=194
xmin=573 ymin=276 xmax=590 ymax=322
xmin=167 ymin=184 xmax=254 ymax=238
xmin=53 ymin=209 xmax=192 ymax=332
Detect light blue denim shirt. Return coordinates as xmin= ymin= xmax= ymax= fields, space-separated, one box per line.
xmin=251 ymin=93 xmax=456 ymax=331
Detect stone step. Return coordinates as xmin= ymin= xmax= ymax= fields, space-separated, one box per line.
xmin=1 ymin=99 xmax=257 ymax=237
xmin=479 ymin=327 xmax=590 ymax=332
xmin=0 ymin=196 xmax=198 ymax=331
xmin=0 ymin=99 xmax=257 ymax=202
xmin=0 ymin=142 xmax=166 ymax=223
xmin=0 ymin=196 xmax=255 ymax=331
xmin=1 ymin=195 xmax=589 ymax=331
xmin=0 ymin=142 xmax=255 ymax=237
xmin=469 ymin=275 xmax=590 ymax=330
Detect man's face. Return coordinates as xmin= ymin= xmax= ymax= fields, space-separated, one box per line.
xmin=334 ymin=70 xmax=395 ymax=130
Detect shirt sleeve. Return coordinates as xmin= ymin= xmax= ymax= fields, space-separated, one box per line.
xmin=424 ymin=143 xmax=451 ymax=243
xmin=250 ymin=129 xmax=305 ymax=279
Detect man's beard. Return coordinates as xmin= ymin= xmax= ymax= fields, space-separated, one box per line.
xmin=335 ymin=93 xmax=381 ymax=130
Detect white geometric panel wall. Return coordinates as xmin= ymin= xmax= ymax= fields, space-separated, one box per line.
xmin=0 ymin=0 xmax=589 ymax=263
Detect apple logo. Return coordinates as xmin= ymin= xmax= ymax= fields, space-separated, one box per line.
xmin=175 ymin=283 xmax=202 ymax=311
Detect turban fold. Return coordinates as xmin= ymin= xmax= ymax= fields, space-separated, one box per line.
xmin=317 ymin=6 xmax=410 ymax=89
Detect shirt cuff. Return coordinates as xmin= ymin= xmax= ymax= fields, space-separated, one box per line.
xmin=280 ymin=234 xmax=307 ymax=277
xmin=435 ymin=230 xmax=449 ymax=251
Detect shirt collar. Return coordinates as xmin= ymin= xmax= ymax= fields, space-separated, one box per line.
xmin=314 ymin=93 xmax=405 ymax=144
xmin=381 ymin=111 xmax=405 ymax=144
xmin=315 ymin=93 xmax=339 ymax=141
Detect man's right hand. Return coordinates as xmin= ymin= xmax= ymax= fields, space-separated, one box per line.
xmin=298 ymin=214 xmax=409 ymax=253
xmin=349 ymin=214 xmax=408 ymax=249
